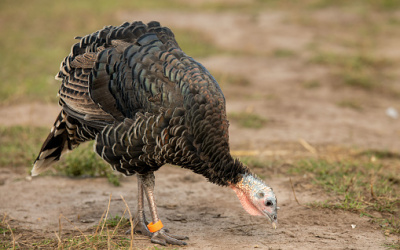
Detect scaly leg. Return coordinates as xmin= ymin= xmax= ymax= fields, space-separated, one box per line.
xmin=126 ymin=176 xmax=152 ymax=236
xmin=140 ymin=172 xmax=188 ymax=246
xmin=133 ymin=175 xmax=153 ymax=236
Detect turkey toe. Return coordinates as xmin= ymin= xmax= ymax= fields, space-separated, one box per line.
xmin=151 ymin=229 xmax=187 ymax=246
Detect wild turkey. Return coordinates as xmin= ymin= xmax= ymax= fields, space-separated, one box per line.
xmin=32 ymin=21 xmax=278 ymax=245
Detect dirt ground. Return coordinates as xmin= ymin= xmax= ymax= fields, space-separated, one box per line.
xmin=1 ymin=163 xmax=397 ymax=249
xmin=1 ymin=7 xmax=400 ymax=250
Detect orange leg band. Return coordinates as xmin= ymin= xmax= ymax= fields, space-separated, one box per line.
xmin=147 ymin=220 xmax=163 ymax=233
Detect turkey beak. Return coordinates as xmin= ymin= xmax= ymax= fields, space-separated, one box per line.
xmin=271 ymin=220 xmax=278 ymax=230
xmin=264 ymin=209 xmax=278 ymax=229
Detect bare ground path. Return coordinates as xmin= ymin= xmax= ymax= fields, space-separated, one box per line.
xmin=0 ymin=164 xmax=396 ymax=249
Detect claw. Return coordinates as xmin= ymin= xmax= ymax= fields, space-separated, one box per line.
xmin=125 ymin=214 xmax=152 ymax=237
xmin=134 ymin=219 xmax=153 ymax=237
xmin=151 ymin=229 xmax=188 ymax=246
xmin=125 ymin=221 xmax=153 ymax=237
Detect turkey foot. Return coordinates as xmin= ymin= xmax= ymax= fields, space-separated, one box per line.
xmin=140 ymin=172 xmax=190 ymax=245
xmin=125 ymin=214 xmax=152 ymax=236
xmin=151 ymin=228 xmax=188 ymax=246
xmin=134 ymin=215 xmax=152 ymax=236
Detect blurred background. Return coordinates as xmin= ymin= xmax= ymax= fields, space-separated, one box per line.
xmin=1 ymin=0 xmax=399 ymax=149
xmin=0 ymin=0 xmax=399 ymax=247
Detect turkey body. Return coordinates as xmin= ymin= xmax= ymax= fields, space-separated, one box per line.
xmin=33 ymin=21 xmax=278 ymax=246
xmin=33 ymin=21 xmax=247 ymax=184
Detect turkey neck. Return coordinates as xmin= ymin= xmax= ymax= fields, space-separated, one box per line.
xmin=177 ymin=94 xmax=250 ymax=186
xmin=199 ymin=153 xmax=250 ymax=187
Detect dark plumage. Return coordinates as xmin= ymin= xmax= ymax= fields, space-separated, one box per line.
xmin=33 ymin=21 xmax=278 ymax=245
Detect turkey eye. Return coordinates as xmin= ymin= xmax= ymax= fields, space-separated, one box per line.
xmin=265 ymin=200 xmax=273 ymax=206
xmin=256 ymin=192 xmax=265 ymax=199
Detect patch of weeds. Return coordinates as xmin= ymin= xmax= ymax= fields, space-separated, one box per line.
xmin=0 ymin=0 xmax=194 ymax=105
xmin=360 ymin=149 xmax=400 ymax=160
xmin=311 ymin=52 xmax=390 ymax=70
xmin=272 ymin=48 xmax=297 ymax=58
xmin=0 ymin=126 xmax=49 ymax=168
xmin=340 ymin=72 xmax=375 ymax=90
xmin=290 ymin=159 xmax=400 ymax=235
xmin=172 ymin=29 xmax=225 ymax=58
xmin=0 ymin=214 xmax=16 ymax=249
xmin=337 ymin=99 xmax=363 ymax=111
xmin=212 ymin=71 xmax=251 ymax=87
xmin=0 ymin=125 xmax=119 ymax=185
xmin=55 ymin=142 xmax=121 ymax=186
xmin=239 ymin=156 xmax=268 ymax=169
xmin=308 ymin=0 xmax=400 ymax=10
xmin=310 ymin=51 xmax=392 ymax=91
xmin=105 ymin=215 xmax=129 ymax=228
xmin=374 ymin=217 xmax=400 ymax=234
xmin=58 ymin=232 xmax=132 ymax=249
xmin=302 ymin=80 xmax=321 ymax=89
xmin=31 ymin=239 xmax=54 ymax=247
xmin=228 ymin=112 xmax=268 ymax=129
xmin=385 ymin=241 xmax=400 ymax=249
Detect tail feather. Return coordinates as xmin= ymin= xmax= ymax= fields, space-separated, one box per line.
xmin=32 ymin=111 xmax=85 ymax=176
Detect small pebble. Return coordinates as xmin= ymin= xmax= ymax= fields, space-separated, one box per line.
xmin=386 ymin=107 xmax=398 ymax=119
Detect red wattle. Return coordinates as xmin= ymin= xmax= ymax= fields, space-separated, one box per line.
xmin=231 ymin=186 xmax=263 ymax=216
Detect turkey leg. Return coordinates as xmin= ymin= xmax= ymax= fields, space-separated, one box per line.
xmin=140 ymin=172 xmax=189 ymax=246
xmin=132 ymin=176 xmax=153 ymax=236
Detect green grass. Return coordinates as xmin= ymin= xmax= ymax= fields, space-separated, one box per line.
xmin=386 ymin=241 xmax=400 ymax=249
xmin=3 ymin=0 xmax=399 ymax=105
xmin=310 ymin=51 xmax=393 ymax=91
xmin=228 ymin=112 xmax=268 ymax=129
xmin=56 ymin=142 xmax=121 ymax=186
xmin=0 ymin=126 xmax=49 ymax=167
xmin=308 ymin=0 xmax=400 ymax=10
xmin=173 ymin=29 xmax=226 ymax=58
xmin=360 ymin=149 xmax=400 ymax=160
xmin=1 ymin=210 xmax=174 ymax=249
xmin=200 ymin=0 xmax=400 ymax=12
xmin=212 ymin=71 xmax=251 ymax=87
xmin=337 ymin=99 xmax=363 ymax=110
xmin=0 ymin=125 xmax=120 ymax=185
xmin=0 ymin=0 xmax=228 ymax=105
xmin=289 ymin=159 xmax=400 ymax=235
xmin=240 ymin=156 xmax=271 ymax=169
xmin=302 ymin=80 xmax=321 ymax=89
xmin=104 ymin=215 xmax=130 ymax=228
xmin=272 ymin=48 xmax=297 ymax=58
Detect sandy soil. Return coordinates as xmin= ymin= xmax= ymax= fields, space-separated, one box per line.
xmin=1 ymin=165 xmax=396 ymax=249
xmin=1 ymin=7 xmax=400 ymax=250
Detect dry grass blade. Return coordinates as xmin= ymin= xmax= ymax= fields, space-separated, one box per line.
xmin=59 ymin=213 xmax=89 ymax=242
xmin=299 ymin=138 xmax=317 ymax=155
xmin=290 ymin=178 xmax=302 ymax=206
xmin=95 ymin=206 xmax=108 ymax=236
xmin=345 ymin=176 xmax=356 ymax=193
xmin=231 ymin=150 xmax=260 ymax=157
xmin=120 ymin=195 xmax=134 ymax=250
xmin=5 ymin=220 xmax=16 ymax=249
xmin=54 ymin=231 xmax=62 ymax=249
xmin=101 ymin=193 xmax=113 ymax=235
xmin=370 ymin=182 xmax=377 ymax=200
xmin=112 ymin=208 xmax=128 ymax=236
xmin=57 ymin=214 xmax=62 ymax=249
xmin=107 ymin=227 xmax=111 ymax=250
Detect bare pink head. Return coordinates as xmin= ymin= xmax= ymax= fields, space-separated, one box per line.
xmin=231 ymin=173 xmax=278 ymax=229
